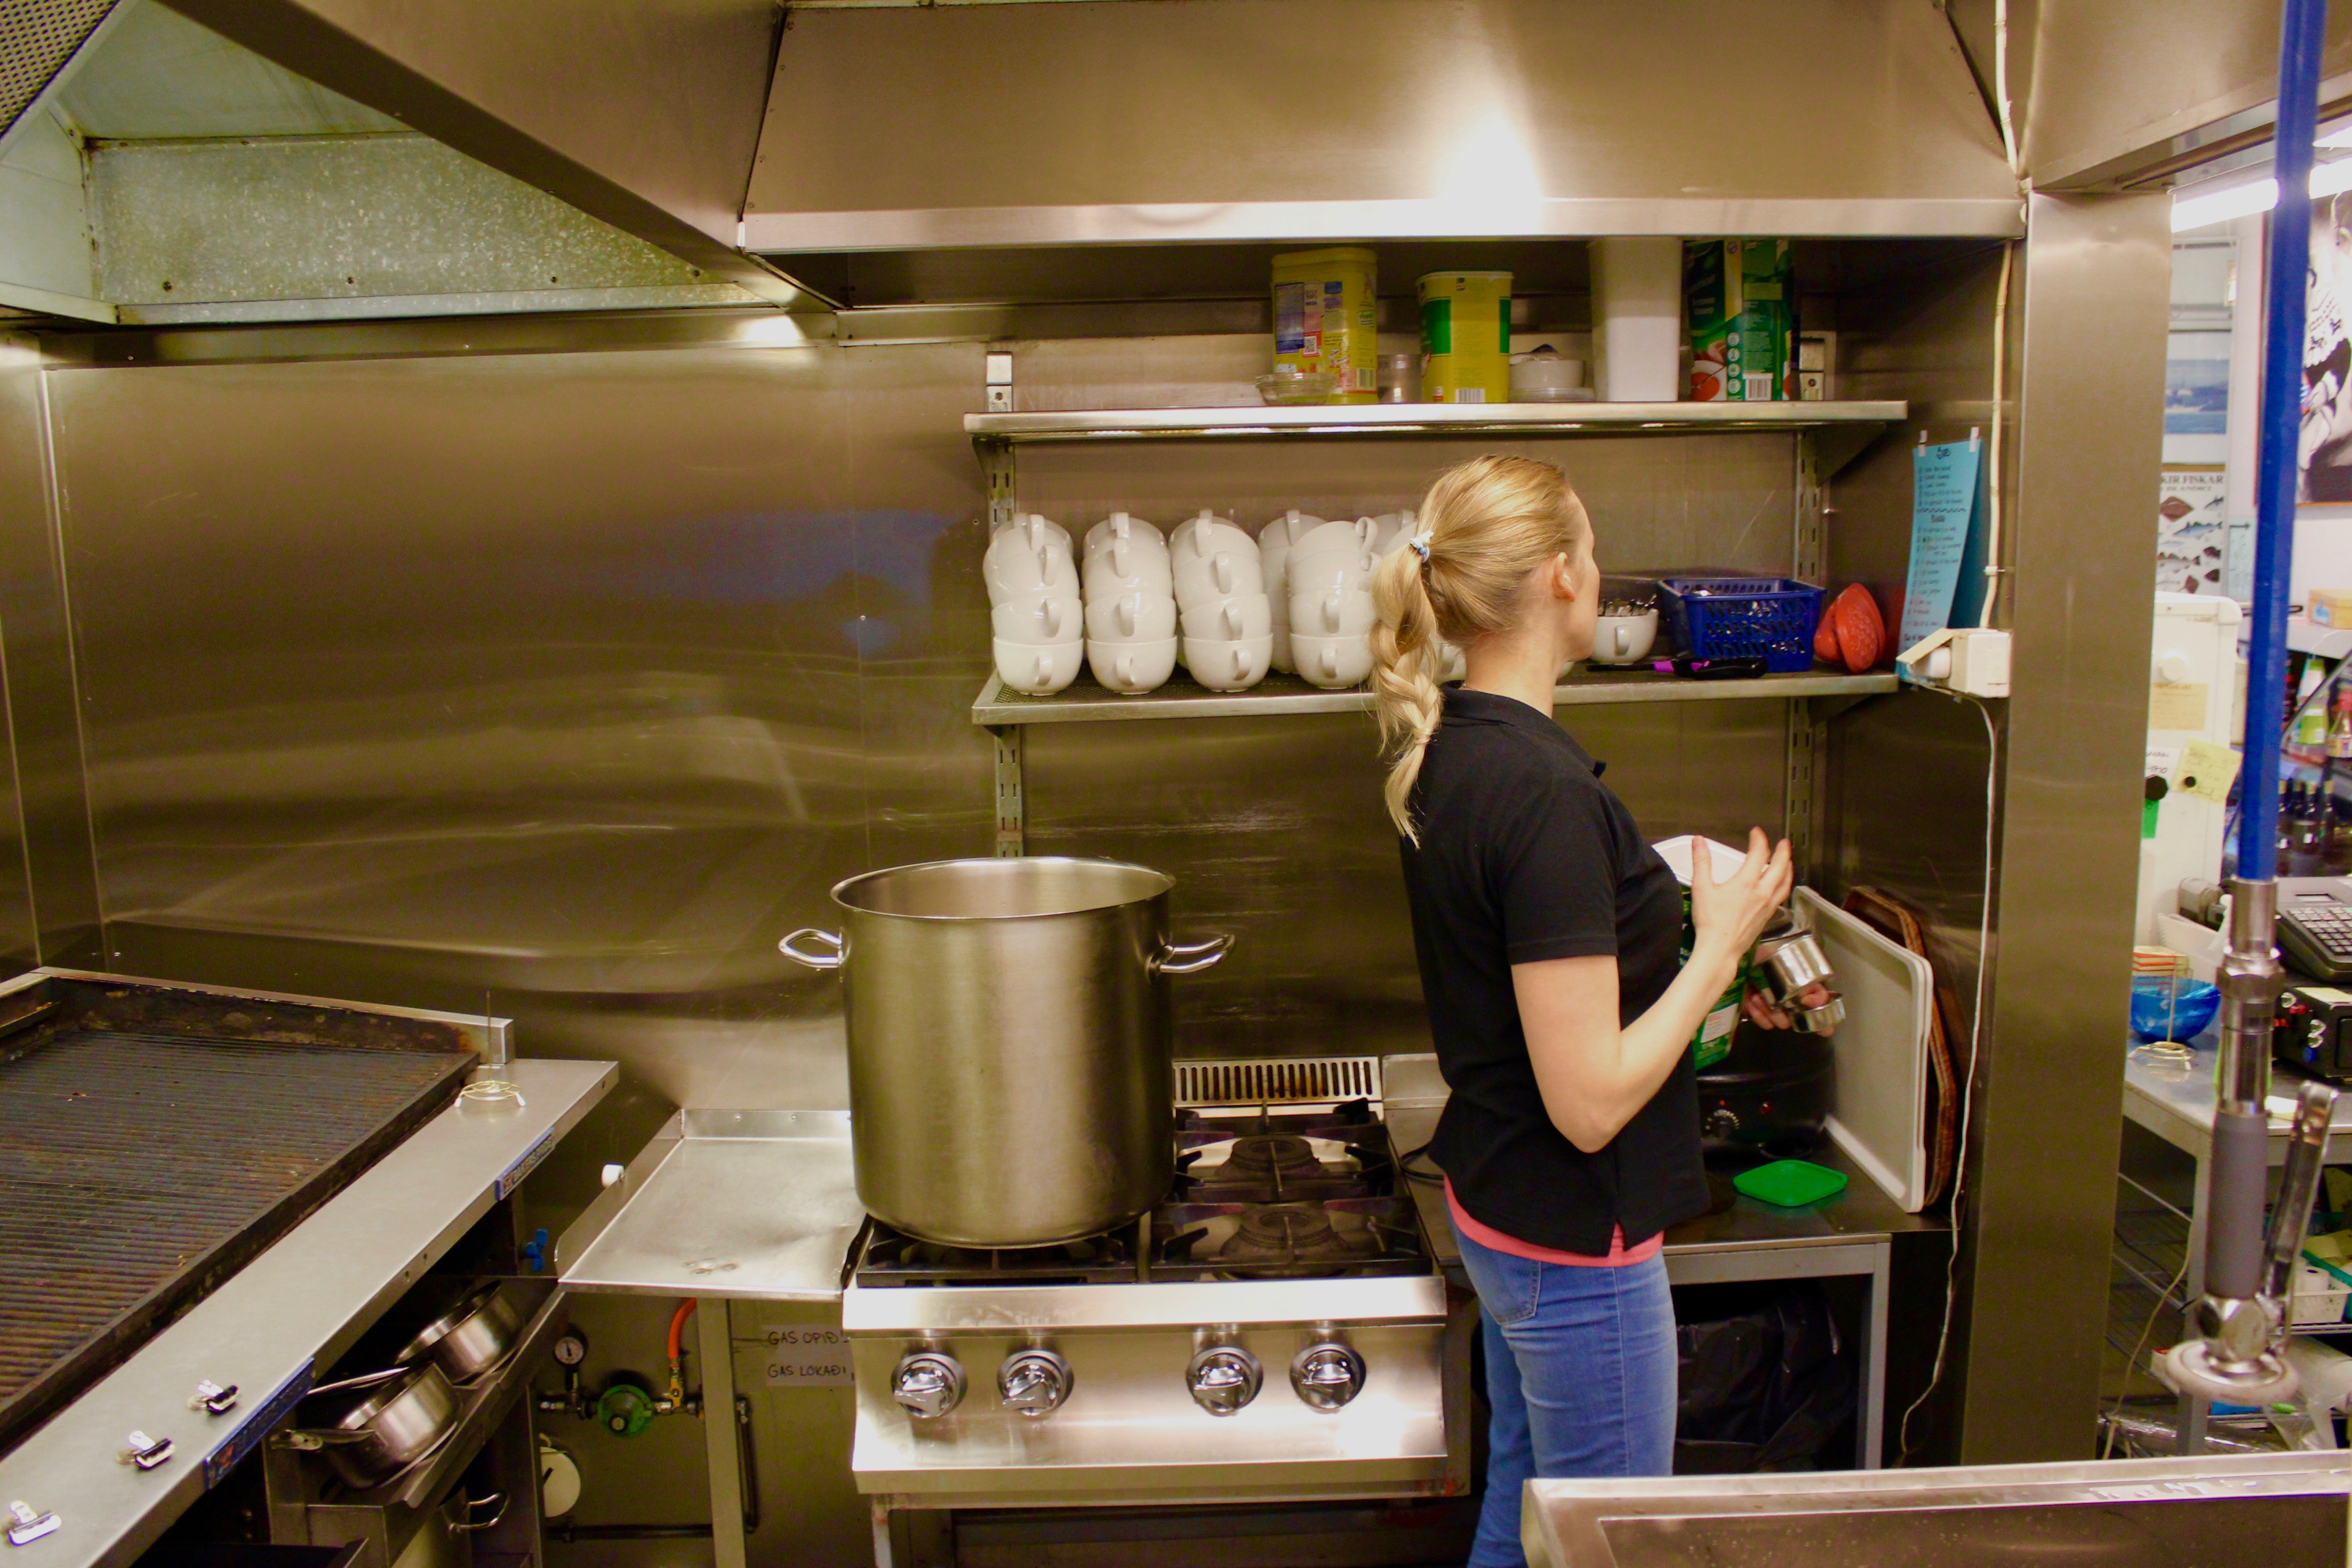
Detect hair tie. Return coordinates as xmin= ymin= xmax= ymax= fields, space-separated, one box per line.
xmin=1407 ymin=528 xmax=1434 ymax=563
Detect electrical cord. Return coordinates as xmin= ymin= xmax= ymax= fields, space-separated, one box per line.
xmin=2102 ymin=1246 xmax=2195 ymax=1460
xmin=1895 ymin=691 xmax=2000 ymax=1465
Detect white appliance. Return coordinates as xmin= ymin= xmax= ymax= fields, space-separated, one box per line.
xmin=2138 ymin=593 xmax=2244 ymax=943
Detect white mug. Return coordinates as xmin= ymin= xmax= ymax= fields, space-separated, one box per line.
xmin=1085 ymin=588 xmax=1178 ymax=643
xmin=1088 ymin=636 xmax=1178 ymax=696
xmin=1182 ymin=633 xmax=1273 ymax=692
xmin=1292 ymin=632 xmax=1376 ymax=689
xmin=1181 ymin=592 xmax=1273 ymax=642
xmin=1175 ymin=549 xmax=1266 ymax=609
xmin=1084 ymin=510 xmax=1164 ymax=557
xmin=985 ymin=533 xmax=1079 ymax=602
xmin=1085 ymin=541 xmax=1175 ymax=601
xmin=993 ymin=636 xmax=1083 ymax=696
xmin=993 ymin=592 xmax=1080 ymax=645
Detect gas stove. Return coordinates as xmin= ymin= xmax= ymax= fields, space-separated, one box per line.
xmin=843 ymin=1086 xmax=1464 ymax=1510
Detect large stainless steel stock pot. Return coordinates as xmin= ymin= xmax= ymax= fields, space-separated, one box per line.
xmin=780 ymin=857 xmax=1230 ymax=1247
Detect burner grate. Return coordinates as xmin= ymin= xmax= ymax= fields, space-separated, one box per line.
xmin=0 ymin=1029 xmax=473 ymax=1451
xmin=1175 ymin=1057 xmax=1382 ymax=1108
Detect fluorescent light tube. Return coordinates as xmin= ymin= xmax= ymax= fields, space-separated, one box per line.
xmin=2172 ymin=159 xmax=2352 ymax=231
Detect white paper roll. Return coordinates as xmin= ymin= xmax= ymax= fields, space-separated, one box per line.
xmin=1590 ymin=237 xmax=1683 ymax=402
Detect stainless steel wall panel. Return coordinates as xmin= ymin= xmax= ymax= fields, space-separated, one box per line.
xmin=0 ymin=336 xmax=98 ymax=967
xmin=1946 ymin=192 xmax=2166 ymax=1463
xmin=745 ymin=0 xmax=2019 ymax=250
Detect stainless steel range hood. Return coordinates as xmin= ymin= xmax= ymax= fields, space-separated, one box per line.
xmin=744 ymin=0 xmax=2025 ymax=255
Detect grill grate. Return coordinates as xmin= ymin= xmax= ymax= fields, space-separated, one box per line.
xmin=1175 ymin=1056 xmax=1382 ymax=1108
xmin=0 ymin=1028 xmax=472 ymax=1451
xmin=0 ymin=0 xmax=114 ymax=139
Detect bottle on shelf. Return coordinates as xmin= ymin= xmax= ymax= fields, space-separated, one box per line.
xmin=2327 ymin=792 xmax=2352 ymax=877
xmin=2329 ymin=690 xmax=2352 ymax=760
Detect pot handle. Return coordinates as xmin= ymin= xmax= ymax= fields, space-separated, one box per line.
xmin=1152 ymin=934 xmax=1234 ymax=975
xmin=779 ymin=928 xmax=845 ymax=970
xmin=450 ymin=1492 xmax=510 ymax=1532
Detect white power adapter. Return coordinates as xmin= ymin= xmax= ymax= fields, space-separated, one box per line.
xmin=1896 ymin=627 xmax=2011 ymax=697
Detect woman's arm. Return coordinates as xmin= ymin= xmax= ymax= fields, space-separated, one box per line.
xmin=1511 ymin=829 xmax=1793 ymax=1153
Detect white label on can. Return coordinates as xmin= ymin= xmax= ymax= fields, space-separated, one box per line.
xmin=1701 ymin=1002 xmax=1738 ymax=1042
xmin=1455 ymin=388 xmax=1485 ymax=404
xmin=761 ymin=1325 xmax=854 ymax=1386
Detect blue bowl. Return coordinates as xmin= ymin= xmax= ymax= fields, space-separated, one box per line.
xmin=2131 ymin=977 xmax=2220 ymax=1043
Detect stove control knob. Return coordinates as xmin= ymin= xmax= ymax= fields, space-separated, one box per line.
xmin=891 ymin=1352 xmax=966 ymax=1420
xmin=1704 ymin=1107 xmax=1740 ymax=1141
xmin=1290 ymin=1343 xmax=1366 ymax=1411
xmin=998 ymin=1349 xmax=1073 ymax=1418
xmin=1186 ymin=1346 xmax=1263 ymax=1416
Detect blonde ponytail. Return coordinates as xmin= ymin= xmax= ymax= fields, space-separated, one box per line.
xmin=1370 ymin=456 xmax=1592 ymax=843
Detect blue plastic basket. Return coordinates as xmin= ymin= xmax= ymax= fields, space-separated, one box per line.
xmin=1657 ymin=578 xmax=1826 ymax=673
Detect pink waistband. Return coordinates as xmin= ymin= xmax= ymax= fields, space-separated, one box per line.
xmin=1444 ymin=1177 xmax=1664 ymax=1268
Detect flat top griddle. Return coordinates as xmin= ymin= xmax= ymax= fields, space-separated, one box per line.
xmin=0 ymin=1028 xmax=475 ymax=1453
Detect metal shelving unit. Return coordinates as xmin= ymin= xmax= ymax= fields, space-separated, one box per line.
xmin=973 ymin=667 xmax=1899 ymax=727
xmin=971 ymin=400 xmax=1911 ymax=854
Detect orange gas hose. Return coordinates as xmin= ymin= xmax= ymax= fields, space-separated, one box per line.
xmin=666 ymin=1298 xmax=696 ymax=1363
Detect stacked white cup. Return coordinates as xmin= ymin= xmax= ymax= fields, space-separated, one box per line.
xmin=1369 ymin=514 xmax=1469 ymax=681
xmin=1082 ymin=512 xmax=1178 ymax=696
xmin=987 ymin=514 xmax=1083 ymax=695
xmin=1287 ymin=516 xmax=1382 ymax=689
xmin=1171 ymin=508 xmax=1271 ymax=692
xmin=1257 ymin=510 xmax=1324 ymax=675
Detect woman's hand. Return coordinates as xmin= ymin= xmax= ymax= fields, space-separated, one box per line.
xmin=1687 ymin=828 xmax=1794 ymax=963
xmin=1741 ymin=980 xmax=1838 ymax=1035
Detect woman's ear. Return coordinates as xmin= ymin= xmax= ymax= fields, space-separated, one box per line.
xmin=1551 ymin=551 xmax=1579 ymax=600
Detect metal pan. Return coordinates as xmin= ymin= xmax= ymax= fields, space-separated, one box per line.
xmin=291 ymin=1361 xmax=460 ymax=1490
xmin=398 ymin=1281 xmax=524 ymax=1384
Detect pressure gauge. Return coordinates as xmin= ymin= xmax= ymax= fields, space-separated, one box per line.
xmin=553 ymin=1330 xmax=589 ymax=1367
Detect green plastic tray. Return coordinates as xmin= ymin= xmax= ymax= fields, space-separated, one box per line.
xmin=1733 ymin=1158 xmax=1849 ymax=1208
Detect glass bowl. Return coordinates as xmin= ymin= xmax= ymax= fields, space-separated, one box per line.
xmin=2129 ymin=976 xmax=2220 ymax=1044
xmin=1254 ymin=370 xmax=1338 ymax=406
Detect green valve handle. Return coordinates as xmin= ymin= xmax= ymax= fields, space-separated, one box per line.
xmin=596 ymin=1382 xmax=656 ymax=1438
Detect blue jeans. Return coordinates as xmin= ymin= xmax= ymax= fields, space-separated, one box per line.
xmin=1452 ymin=1221 xmax=1678 ymax=1568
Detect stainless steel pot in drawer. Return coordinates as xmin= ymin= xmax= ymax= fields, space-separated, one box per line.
xmin=781 ymin=857 xmax=1229 ymax=1248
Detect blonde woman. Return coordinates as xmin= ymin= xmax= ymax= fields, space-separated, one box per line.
xmin=1372 ymin=456 xmax=1794 ymax=1564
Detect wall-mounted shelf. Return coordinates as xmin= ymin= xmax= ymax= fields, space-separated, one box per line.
xmin=967 ymin=401 xmax=1906 ymax=477
xmin=974 ymin=667 xmax=1900 ymax=726
xmin=2287 ymin=616 xmax=2352 ymax=661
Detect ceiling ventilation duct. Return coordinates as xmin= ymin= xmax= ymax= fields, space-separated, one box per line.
xmin=0 ymin=0 xmax=116 ymax=139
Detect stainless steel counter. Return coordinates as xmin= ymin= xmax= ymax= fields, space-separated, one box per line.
xmin=2124 ymin=1043 xmax=2352 ymax=1164
xmin=1521 ymin=1450 xmax=2350 ymax=1568
xmin=0 ymin=1056 xmax=616 ymax=1568
xmin=1382 ymin=1052 xmax=1943 ymax=1469
xmin=558 ymin=1109 xmax=862 ymax=1301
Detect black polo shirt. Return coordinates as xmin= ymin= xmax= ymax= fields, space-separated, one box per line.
xmin=1400 ymin=687 xmax=1707 ymax=1254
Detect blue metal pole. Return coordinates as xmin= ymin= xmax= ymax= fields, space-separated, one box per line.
xmin=2240 ymin=0 xmax=2329 ymax=878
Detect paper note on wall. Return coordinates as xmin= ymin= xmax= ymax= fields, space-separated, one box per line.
xmin=2178 ymin=737 xmax=2241 ymax=804
xmin=1899 ymin=436 xmax=1989 ymax=651
xmin=2149 ymin=681 xmax=2211 ymax=732
xmin=760 ymin=1323 xmax=853 ymax=1386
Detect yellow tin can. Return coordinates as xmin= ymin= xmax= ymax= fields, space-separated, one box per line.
xmin=1272 ymin=247 xmax=1378 ymax=404
xmin=1418 ymin=270 xmax=1512 ymax=404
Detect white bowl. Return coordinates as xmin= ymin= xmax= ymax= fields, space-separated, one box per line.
xmin=1085 ymin=549 xmax=1175 ymax=602
xmin=1291 ymin=580 xmax=1378 ymax=638
xmin=992 ymin=592 xmax=1082 ymax=645
xmin=986 ymin=534 xmax=1079 ymax=602
xmin=993 ymin=637 xmax=1083 ymax=696
xmin=1588 ymin=609 xmax=1659 ymax=666
xmin=1181 ymin=634 xmax=1273 ymax=692
xmin=1181 ymin=593 xmax=1273 ymax=642
xmin=1088 ymin=637 xmax=1178 ymax=696
xmin=1084 ymin=588 xmax=1178 ymax=642
xmin=1084 ymin=511 xmax=1164 ymax=556
xmin=1174 ymin=549 xmax=1267 ymax=610
xmin=1292 ymin=632 xmax=1376 ymax=690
